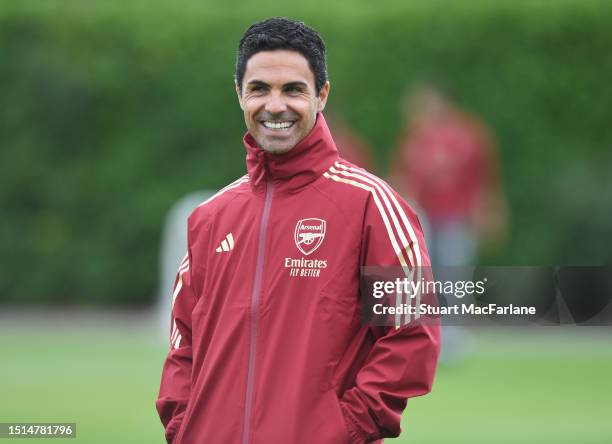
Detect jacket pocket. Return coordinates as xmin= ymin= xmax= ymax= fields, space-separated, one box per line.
xmin=318 ymin=260 xmax=361 ymax=392
xmin=325 ymin=389 xmax=351 ymax=444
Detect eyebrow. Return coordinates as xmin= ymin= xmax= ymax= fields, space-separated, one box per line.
xmin=246 ymin=80 xmax=269 ymax=89
xmin=283 ymin=81 xmax=308 ymax=89
xmin=246 ymin=80 xmax=308 ymax=89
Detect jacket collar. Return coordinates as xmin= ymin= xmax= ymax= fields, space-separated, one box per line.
xmin=244 ymin=113 xmax=339 ymax=194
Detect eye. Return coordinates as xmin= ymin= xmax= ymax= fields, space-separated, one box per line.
xmin=285 ymin=85 xmax=304 ymax=94
xmin=248 ymin=84 xmax=267 ymax=94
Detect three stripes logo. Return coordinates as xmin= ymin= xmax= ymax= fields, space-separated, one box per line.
xmin=323 ymin=161 xmax=422 ymax=328
xmin=215 ymin=233 xmax=235 ymax=253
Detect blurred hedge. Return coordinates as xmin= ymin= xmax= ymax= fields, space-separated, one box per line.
xmin=1 ymin=1 xmax=611 ymax=305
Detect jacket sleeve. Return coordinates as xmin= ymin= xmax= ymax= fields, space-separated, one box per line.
xmin=156 ymin=248 xmax=197 ymax=444
xmin=339 ymin=189 xmax=440 ymax=443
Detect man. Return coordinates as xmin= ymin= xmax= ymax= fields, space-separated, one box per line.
xmin=391 ymin=83 xmax=508 ymax=363
xmin=391 ymin=83 xmax=509 ymax=266
xmin=157 ymin=18 xmax=440 ymax=444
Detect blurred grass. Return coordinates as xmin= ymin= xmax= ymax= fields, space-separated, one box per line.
xmin=397 ymin=352 xmax=612 ymax=444
xmin=0 ymin=316 xmax=611 ymax=443
xmin=0 ymin=318 xmax=164 ymax=443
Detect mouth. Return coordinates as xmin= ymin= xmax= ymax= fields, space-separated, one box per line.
xmin=260 ymin=120 xmax=296 ymax=131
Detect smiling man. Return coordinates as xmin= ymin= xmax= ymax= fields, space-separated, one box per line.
xmin=237 ymin=49 xmax=329 ymax=154
xmin=157 ymin=18 xmax=440 ymax=444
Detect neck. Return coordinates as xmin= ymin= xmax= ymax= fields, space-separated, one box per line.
xmin=244 ymin=113 xmax=339 ymax=194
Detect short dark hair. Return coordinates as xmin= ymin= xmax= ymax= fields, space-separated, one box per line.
xmin=235 ymin=17 xmax=328 ymax=94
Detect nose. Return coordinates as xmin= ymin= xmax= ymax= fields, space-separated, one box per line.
xmin=264 ymin=91 xmax=287 ymax=114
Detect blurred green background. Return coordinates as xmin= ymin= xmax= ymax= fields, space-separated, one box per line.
xmin=1 ymin=1 xmax=611 ymax=443
xmin=2 ymin=0 xmax=612 ymax=304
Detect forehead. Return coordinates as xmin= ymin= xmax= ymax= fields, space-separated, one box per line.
xmin=243 ymin=50 xmax=315 ymax=87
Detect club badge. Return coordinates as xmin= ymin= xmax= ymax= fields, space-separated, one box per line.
xmin=294 ymin=218 xmax=326 ymax=256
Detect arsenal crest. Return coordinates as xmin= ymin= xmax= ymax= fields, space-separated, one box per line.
xmin=294 ymin=218 xmax=326 ymax=256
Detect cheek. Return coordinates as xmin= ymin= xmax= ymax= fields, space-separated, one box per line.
xmin=243 ymin=98 xmax=264 ymax=116
xmin=292 ymin=98 xmax=317 ymax=119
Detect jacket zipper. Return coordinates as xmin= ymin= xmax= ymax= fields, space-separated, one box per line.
xmin=242 ymin=178 xmax=274 ymax=444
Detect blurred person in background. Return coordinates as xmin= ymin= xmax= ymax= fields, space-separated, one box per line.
xmin=391 ymin=82 xmax=509 ymax=266
xmin=390 ymin=82 xmax=509 ymax=362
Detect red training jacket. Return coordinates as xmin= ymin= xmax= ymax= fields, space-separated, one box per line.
xmin=156 ymin=113 xmax=440 ymax=444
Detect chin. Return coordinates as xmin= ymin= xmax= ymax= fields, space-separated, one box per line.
xmin=262 ymin=144 xmax=294 ymax=154
xmin=258 ymin=136 xmax=299 ymax=154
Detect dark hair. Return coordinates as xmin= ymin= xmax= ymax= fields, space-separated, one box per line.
xmin=235 ymin=17 xmax=327 ymax=94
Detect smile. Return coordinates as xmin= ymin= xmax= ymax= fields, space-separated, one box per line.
xmin=262 ymin=121 xmax=295 ymax=130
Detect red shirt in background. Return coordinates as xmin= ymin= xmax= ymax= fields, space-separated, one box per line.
xmin=394 ymin=110 xmax=499 ymax=223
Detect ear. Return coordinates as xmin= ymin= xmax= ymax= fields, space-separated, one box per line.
xmin=316 ymin=81 xmax=331 ymax=112
xmin=236 ymin=83 xmax=244 ymax=110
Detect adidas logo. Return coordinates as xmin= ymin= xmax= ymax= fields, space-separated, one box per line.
xmin=215 ymin=233 xmax=235 ymax=253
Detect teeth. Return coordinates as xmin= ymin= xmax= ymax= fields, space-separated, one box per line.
xmin=263 ymin=121 xmax=294 ymax=129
